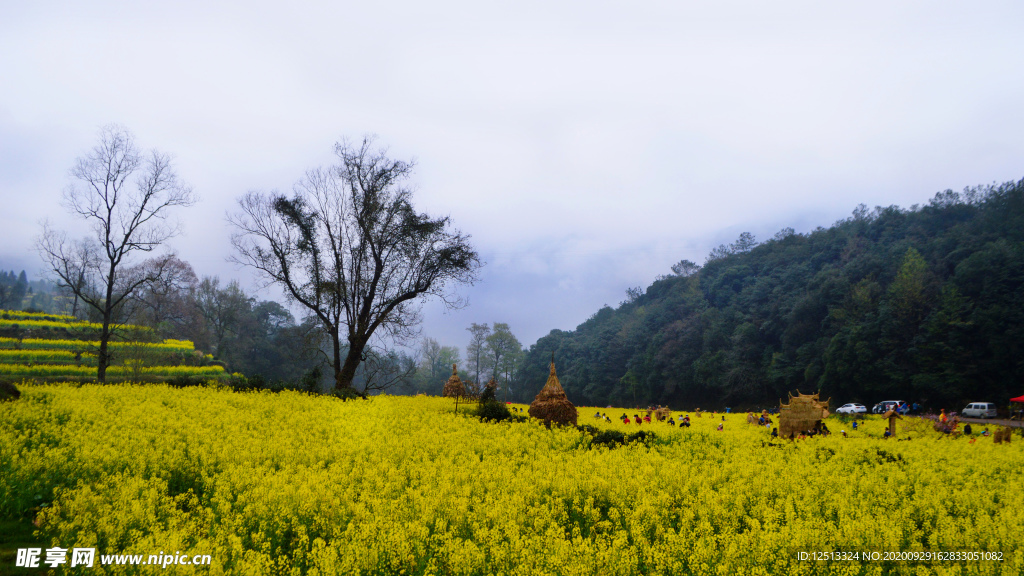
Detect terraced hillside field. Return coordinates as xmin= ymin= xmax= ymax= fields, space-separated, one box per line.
xmin=0 ymin=310 xmax=224 ymax=383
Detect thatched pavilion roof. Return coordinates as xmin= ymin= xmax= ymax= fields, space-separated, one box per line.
xmin=779 ymin=391 xmax=829 ymax=438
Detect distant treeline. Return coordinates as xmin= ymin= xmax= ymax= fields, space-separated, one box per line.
xmin=0 ymin=270 xmax=57 ymax=312
xmin=520 ymin=179 xmax=1024 ymax=411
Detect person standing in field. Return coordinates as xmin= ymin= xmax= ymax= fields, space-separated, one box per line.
xmin=940 ymin=409 xmax=947 ymax=424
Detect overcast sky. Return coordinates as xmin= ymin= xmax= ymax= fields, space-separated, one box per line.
xmin=2 ymin=1 xmax=1023 ymax=353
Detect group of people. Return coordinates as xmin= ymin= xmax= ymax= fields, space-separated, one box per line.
xmin=789 ymin=423 xmax=831 ymax=440
xmin=594 ymin=411 xmax=694 ymax=428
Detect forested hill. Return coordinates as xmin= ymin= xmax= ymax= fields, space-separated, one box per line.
xmin=520 ymin=179 xmax=1024 ymax=411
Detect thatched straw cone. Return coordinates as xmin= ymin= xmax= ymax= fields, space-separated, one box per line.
xmin=528 ymin=360 xmax=577 ymax=426
xmin=442 ymin=364 xmax=465 ymax=398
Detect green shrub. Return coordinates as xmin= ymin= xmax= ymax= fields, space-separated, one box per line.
xmin=475 ymin=400 xmax=512 ymax=422
xmin=332 ymin=387 xmax=364 ymax=401
xmin=587 ymin=428 xmax=658 ymax=449
xmin=590 ymin=429 xmax=625 ymax=448
xmin=167 ymin=375 xmax=206 ymax=388
xmin=300 ymin=367 xmax=322 ymax=393
xmin=0 ymin=379 xmax=20 ymax=402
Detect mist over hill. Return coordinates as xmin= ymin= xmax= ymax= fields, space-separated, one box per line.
xmin=518 ymin=179 xmax=1024 ymax=411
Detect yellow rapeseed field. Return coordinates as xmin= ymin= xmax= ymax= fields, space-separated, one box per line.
xmin=1 ymin=384 xmax=1021 ymax=575
xmin=0 ymin=338 xmax=195 ymax=352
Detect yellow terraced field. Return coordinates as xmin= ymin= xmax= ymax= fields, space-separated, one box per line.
xmin=0 ymin=338 xmax=195 ymax=352
xmin=1 ymin=385 xmax=1021 ymax=575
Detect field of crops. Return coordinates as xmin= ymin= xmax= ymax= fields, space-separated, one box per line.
xmin=0 ymin=318 xmax=108 ymax=332
xmin=0 ymin=311 xmax=77 ymax=323
xmin=0 ymin=310 xmax=218 ymax=382
xmin=0 ymin=338 xmax=195 ymax=352
xmin=1 ymin=384 xmax=1021 ymax=575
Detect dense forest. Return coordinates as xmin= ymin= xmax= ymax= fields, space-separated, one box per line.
xmin=518 ymin=179 xmax=1024 ymax=411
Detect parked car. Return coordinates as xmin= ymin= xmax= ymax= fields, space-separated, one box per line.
xmin=836 ymin=403 xmax=867 ymax=414
xmin=872 ymin=400 xmax=905 ymax=414
xmin=962 ymin=402 xmax=998 ymax=419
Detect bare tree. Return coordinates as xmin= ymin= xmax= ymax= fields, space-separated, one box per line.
xmin=229 ymin=137 xmax=480 ymax=394
xmin=36 ymin=125 xmax=196 ymax=381
xmin=359 ymin=345 xmax=417 ymax=395
xmin=127 ymin=254 xmax=198 ymax=333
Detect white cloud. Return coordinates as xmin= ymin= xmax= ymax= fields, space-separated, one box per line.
xmin=2 ymin=0 xmax=1023 ymax=346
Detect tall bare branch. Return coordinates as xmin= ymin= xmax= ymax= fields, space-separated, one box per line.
xmin=229 ymin=136 xmax=480 ymax=393
xmin=36 ymin=125 xmax=196 ymax=381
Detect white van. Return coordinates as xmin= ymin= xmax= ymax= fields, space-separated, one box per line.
xmin=962 ymin=402 xmax=997 ymax=418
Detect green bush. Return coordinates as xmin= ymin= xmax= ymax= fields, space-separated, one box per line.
xmin=332 ymin=387 xmax=364 ymax=401
xmin=587 ymin=428 xmax=658 ymax=449
xmin=475 ymin=400 xmax=512 ymax=422
xmin=0 ymin=379 xmax=20 ymax=402
xmin=300 ymin=367 xmax=322 ymax=393
xmin=166 ymin=375 xmax=206 ymax=388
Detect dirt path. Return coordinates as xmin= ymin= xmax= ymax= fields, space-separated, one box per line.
xmin=958 ymin=416 xmax=1024 ymax=428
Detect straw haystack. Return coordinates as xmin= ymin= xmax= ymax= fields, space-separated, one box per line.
xmin=994 ymin=427 xmax=1012 ymax=444
xmin=442 ymin=364 xmax=465 ymax=398
xmin=528 ymin=359 xmax=577 ymax=426
xmin=779 ymin=391 xmax=830 ymax=438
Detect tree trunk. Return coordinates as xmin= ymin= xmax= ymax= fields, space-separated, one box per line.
xmin=335 ymin=336 xmax=368 ymax=391
xmin=97 ymin=266 xmax=116 ymax=383
xmin=97 ymin=317 xmax=111 ymax=383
